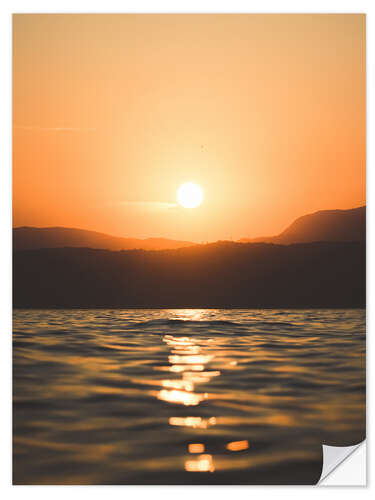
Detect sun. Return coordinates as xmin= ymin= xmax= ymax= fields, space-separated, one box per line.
xmin=177 ymin=183 xmax=203 ymax=208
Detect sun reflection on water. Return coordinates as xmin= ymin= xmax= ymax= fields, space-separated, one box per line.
xmin=226 ymin=440 xmax=249 ymax=451
xmin=168 ymin=416 xmax=217 ymax=429
xmin=153 ymin=317 xmax=250 ymax=473
xmin=185 ymin=454 xmax=215 ymax=472
xmin=188 ymin=443 xmax=205 ymax=453
xmin=13 ymin=308 xmax=366 ymax=483
xmin=157 ymin=389 xmax=207 ymax=406
xmin=155 ymin=331 xmax=220 ymax=407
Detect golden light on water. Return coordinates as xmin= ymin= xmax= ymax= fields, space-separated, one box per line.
xmin=156 ymin=332 xmax=216 ymax=405
xmin=168 ymin=416 xmax=217 ymax=429
xmin=153 ymin=315 xmax=251 ymax=472
xmin=188 ymin=443 xmax=205 ymax=454
xmin=168 ymin=364 xmax=205 ymax=373
xmin=226 ymin=440 xmax=250 ymax=452
xmin=13 ymin=307 xmax=366 ymax=483
xmin=168 ymin=354 xmax=213 ymax=365
xmin=157 ymin=389 xmax=207 ymax=406
xmin=182 ymin=370 xmax=221 ymax=384
xmin=185 ymin=454 xmax=215 ymax=472
xmin=171 ymin=345 xmax=200 ymax=354
xmin=161 ymin=379 xmax=194 ymax=391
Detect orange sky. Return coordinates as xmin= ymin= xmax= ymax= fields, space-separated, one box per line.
xmin=13 ymin=14 xmax=366 ymax=242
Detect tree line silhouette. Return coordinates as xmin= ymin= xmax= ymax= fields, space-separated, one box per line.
xmin=13 ymin=241 xmax=365 ymax=308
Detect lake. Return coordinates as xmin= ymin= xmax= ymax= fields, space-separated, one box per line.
xmin=13 ymin=308 xmax=366 ymax=484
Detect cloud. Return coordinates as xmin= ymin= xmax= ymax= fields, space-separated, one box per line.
xmin=14 ymin=125 xmax=96 ymax=132
xmin=116 ymin=201 xmax=179 ymax=212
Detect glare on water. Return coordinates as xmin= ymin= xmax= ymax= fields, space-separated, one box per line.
xmin=13 ymin=308 xmax=366 ymax=484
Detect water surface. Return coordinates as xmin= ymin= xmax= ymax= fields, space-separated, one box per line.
xmin=13 ymin=309 xmax=366 ymax=484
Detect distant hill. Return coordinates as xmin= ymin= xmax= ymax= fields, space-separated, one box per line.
xmin=13 ymin=226 xmax=196 ymax=251
xmin=14 ymin=206 xmax=366 ymax=252
xmin=13 ymin=241 xmax=365 ymax=308
xmin=239 ymin=206 xmax=366 ymax=244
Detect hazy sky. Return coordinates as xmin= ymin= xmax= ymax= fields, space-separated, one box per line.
xmin=13 ymin=14 xmax=366 ymax=242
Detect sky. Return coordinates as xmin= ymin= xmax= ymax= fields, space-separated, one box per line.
xmin=13 ymin=14 xmax=366 ymax=242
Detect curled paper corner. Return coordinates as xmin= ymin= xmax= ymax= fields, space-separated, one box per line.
xmin=318 ymin=440 xmax=366 ymax=485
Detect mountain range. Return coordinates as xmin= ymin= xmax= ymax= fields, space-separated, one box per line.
xmin=13 ymin=226 xmax=195 ymax=251
xmin=13 ymin=206 xmax=365 ymax=251
xmin=239 ymin=206 xmax=365 ymax=244
xmin=13 ymin=205 xmax=366 ymax=308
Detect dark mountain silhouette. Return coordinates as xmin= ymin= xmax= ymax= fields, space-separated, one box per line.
xmin=13 ymin=241 xmax=365 ymax=308
xmin=239 ymin=206 xmax=366 ymax=244
xmin=14 ymin=206 xmax=366 ymax=253
xmin=13 ymin=226 xmax=196 ymax=251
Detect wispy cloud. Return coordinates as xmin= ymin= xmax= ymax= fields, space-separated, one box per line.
xmin=115 ymin=201 xmax=179 ymax=211
xmin=14 ymin=125 xmax=96 ymax=132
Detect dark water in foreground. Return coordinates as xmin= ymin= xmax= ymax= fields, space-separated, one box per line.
xmin=13 ymin=309 xmax=365 ymax=485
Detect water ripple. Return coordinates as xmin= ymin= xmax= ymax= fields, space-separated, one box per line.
xmin=13 ymin=308 xmax=365 ymax=485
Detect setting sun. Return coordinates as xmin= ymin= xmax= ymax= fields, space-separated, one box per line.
xmin=177 ymin=183 xmax=204 ymax=209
